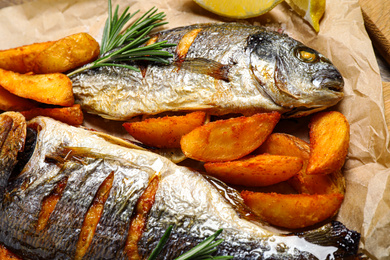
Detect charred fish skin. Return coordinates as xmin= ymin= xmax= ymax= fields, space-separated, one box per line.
xmin=0 ymin=112 xmax=26 ymax=200
xmin=0 ymin=116 xmax=359 ymax=259
xmin=71 ymin=23 xmax=344 ymax=120
xmin=0 ymin=117 xmax=156 ymax=260
xmin=137 ymin=171 xmax=360 ymax=259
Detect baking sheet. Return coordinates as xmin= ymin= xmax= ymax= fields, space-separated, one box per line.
xmin=0 ymin=0 xmax=389 ymax=259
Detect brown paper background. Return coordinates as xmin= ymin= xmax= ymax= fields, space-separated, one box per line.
xmin=0 ymin=0 xmax=389 ymax=259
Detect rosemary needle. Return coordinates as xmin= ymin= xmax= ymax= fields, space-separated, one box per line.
xmin=67 ymin=0 xmax=174 ymax=77
xmin=148 ymin=226 xmax=233 ymax=260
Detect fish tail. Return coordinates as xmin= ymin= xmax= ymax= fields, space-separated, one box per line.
xmin=295 ymin=221 xmax=360 ymax=259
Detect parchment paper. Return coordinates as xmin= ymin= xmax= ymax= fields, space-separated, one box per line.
xmin=0 ymin=0 xmax=389 ymax=259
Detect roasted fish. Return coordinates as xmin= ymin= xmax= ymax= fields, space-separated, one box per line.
xmin=0 ymin=113 xmax=360 ymax=259
xmin=71 ymin=23 xmax=344 ymax=120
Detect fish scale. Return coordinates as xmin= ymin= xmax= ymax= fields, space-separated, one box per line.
xmin=0 ymin=114 xmax=360 ymax=259
xmin=71 ymin=23 xmax=344 ymax=120
xmin=41 ymin=160 xmax=107 ymax=259
xmin=83 ymin=162 xmax=150 ymax=259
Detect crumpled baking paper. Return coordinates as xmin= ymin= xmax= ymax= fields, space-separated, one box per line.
xmin=0 ymin=0 xmax=389 ymax=259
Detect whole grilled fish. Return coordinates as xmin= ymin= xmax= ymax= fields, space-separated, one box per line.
xmin=71 ymin=23 xmax=344 ymax=120
xmin=0 ymin=113 xmax=360 ymax=259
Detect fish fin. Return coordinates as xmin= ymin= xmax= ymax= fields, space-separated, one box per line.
xmin=176 ymin=58 xmax=232 ymax=82
xmin=294 ymin=220 xmax=360 ymax=258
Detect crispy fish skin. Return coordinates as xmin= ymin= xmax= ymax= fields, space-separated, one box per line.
xmin=0 ymin=112 xmax=26 ymax=200
xmin=71 ymin=23 xmax=344 ymax=120
xmin=0 ymin=115 xmax=359 ymax=259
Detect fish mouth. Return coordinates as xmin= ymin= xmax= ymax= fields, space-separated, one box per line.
xmin=312 ymin=70 xmax=344 ymax=93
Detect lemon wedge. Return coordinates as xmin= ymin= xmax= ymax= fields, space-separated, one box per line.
xmin=285 ymin=0 xmax=326 ymax=32
xmin=193 ymin=0 xmax=285 ymax=19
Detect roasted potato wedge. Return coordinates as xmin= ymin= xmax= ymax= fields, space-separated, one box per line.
xmin=33 ymin=33 xmax=100 ymax=74
xmin=257 ymin=133 xmax=345 ymax=194
xmin=241 ymin=191 xmax=344 ymax=229
xmin=0 ymin=41 xmax=54 ymax=73
xmin=0 ymin=244 xmax=21 ymax=260
xmin=256 ymin=133 xmax=310 ymax=160
xmin=293 ymin=170 xmax=346 ymax=195
xmin=0 ymin=86 xmax=37 ymax=111
xmin=20 ymin=104 xmax=83 ymax=125
xmin=204 ymin=154 xmax=303 ymax=186
xmin=0 ymin=68 xmax=74 ymax=106
xmin=123 ymin=111 xmax=206 ymax=148
xmin=307 ymin=111 xmax=350 ymax=175
xmin=181 ymin=112 xmax=280 ymax=162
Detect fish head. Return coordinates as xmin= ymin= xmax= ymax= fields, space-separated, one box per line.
xmin=248 ymin=31 xmax=344 ymax=117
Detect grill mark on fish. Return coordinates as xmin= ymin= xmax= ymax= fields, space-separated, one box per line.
xmin=0 ymin=113 xmax=26 ymax=200
xmin=0 ymin=115 xmax=12 ymax=149
xmin=175 ymin=28 xmax=202 ymax=62
xmin=125 ymin=176 xmax=159 ymax=260
xmin=71 ymin=23 xmax=344 ymax=120
xmin=36 ymin=176 xmax=68 ymax=231
xmin=0 ymin=115 xmax=360 ymax=259
xmin=75 ymin=171 xmax=115 ymax=260
xmin=140 ymin=35 xmax=160 ymax=78
xmin=82 ymin=164 xmax=152 ymax=259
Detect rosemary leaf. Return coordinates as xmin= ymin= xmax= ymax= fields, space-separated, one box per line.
xmin=67 ymin=0 xmax=173 ymax=77
xmin=147 ymin=227 xmax=233 ymax=260
xmin=148 ymin=225 xmax=173 ymax=260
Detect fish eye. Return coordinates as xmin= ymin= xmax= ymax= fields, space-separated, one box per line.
xmin=294 ymin=46 xmax=319 ymax=63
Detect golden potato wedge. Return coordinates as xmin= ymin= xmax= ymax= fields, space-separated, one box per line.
xmin=123 ymin=111 xmax=206 ymax=148
xmin=293 ymin=170 xmax=346 ymax=195
xmin=20 ymin=104 xmax=83 ymax=125
xmin=33 ymin=33 xmax=100 ymax=74
xmin=181 ymin=112 xmax=280 ymax=162
xmin=0 ymin=68 xmax=74 ymax=106
xmin=0 ymin=244 xmax=22 ymax=260
xmin=307 ymin=111 xmax=350 ymax=175
xmin=256 ymin=133 xmax=310 ymax=160
xmin=0 ymin=41 xmax=55 ymax=73
xmin=0 ymin=86 xmax=37 ymax=111
xmin=204 ymin=154 xmax=303 ymax=186
xmin=241 ymin=191 xmax=344 ymax=229
xmin=257 ymin=133 xmax=345 ymax=194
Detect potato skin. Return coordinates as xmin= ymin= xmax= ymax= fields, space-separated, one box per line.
xmin=204 ymin=154 xmax=303 ymax=187
xmin=0 ymin=41 xmax=55 ymax=73
xmin=21 ymin=104 xmax=83 ymax=126
xmin=257 ymin=133 xmax=345 ymax=194
xmin=123 ymin=111 xmax=206 ymax=148
xmin=0 ymin=86 xmax=37 ymax=111
xmin=307 ymin=111 xmax=350 ymax=175
xmin=181 ymin=112 xmax=280 ymax=162
xmin=0 ymin=244 xmax=21 ymax=260
xmin=32 ymin=33 xmax=100 ymax=74
xmin=0 ymin=68 xmax=74 ymax=106
xmin=241 ymin=191 xmax=344 ymax=229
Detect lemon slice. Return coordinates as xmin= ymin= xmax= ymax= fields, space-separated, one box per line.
xmin=285 ymin=0 xmax=326 ymax=32
xmin=193 ymin=0 xmax=285 ymax=19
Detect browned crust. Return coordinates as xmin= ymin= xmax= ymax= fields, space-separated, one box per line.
xmin=124 ymin=176 xmax=160 ymax=260
xmin=74 ymin=172 xmax=115 ymax=260
xmin=36 ymin=176 xmax=68 ymax=231
xmin=0 ymin=244 xmax=22 ymax=260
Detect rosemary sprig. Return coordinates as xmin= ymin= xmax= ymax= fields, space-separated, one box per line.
xmin=148 ymin=226 xmax=234 ymax=260
xmin=67 ymin=0 xmax=174 ymax=77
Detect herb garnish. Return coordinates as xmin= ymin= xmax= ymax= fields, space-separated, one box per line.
xmin=148 ymin=226 xmax=234 ymax=260
xmin=67 ymin=0 xmax=174 ymax=77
